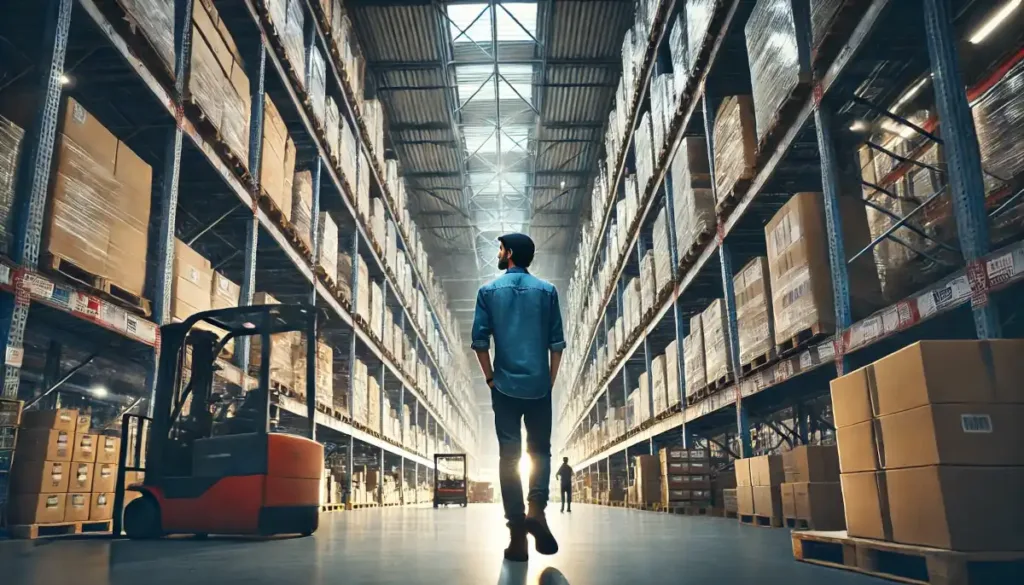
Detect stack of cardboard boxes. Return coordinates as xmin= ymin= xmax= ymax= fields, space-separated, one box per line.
xmin=780 ymin=445 xmax=844 ymax=530
xmin=631 ymin=454 xmax=661 ymax=507
xmin=659 ymin=447 xmax=712 ymax=509
xmin=9 ymin=409 xmax=120 ymax=527
xmin=831 ymin=340 xmax=1024 ymax=551
xmin=735 ymin=454 xmax=784 ymax=526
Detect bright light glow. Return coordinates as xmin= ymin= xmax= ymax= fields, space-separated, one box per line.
xmin=849 ymin=120 xmax=869 ymax=132
xmin=894 ymin=77 xmax=930 ymax=109
xmin=969 ymin=0 xmax=1022 ymax=44
xmin=560 ymin=181 xmax=566 ymax=189
xmin=242 ymin=322 xmax=256 ymax=329
xmin=91 ymin=385 xmax=108 ymax=398
xmin=518 ymin=456 xmax=532 ymax=479
xmin=59 ymin=74 xmax=70 ymax=85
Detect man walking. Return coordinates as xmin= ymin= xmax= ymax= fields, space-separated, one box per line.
xmin=472 ymin=233 xmax=565 ymax=562
xmin=557 ymin=457 xmax=573 ymax=513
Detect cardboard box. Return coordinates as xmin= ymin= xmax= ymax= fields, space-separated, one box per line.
xmin=68 ymin=462 xmax=94 ymax=493
xmin=753 ymin=485 xmax=782 ymax=518
xmin=735 ymin=256 xmax=774 ymax=366
xmin=783 ymin=445 xmax=840 ymax=483
xmin=8 ymin=493 xmax=66 ymax=525
xmin=20 ymin=408 xmax=77 ymax=433
xmin=11 ymin=459 xmax=69 ymax=493
xmin=887 ymin=465 xmax=1024 ymax=551
xmin=749 ymin=455 xmax=784 ymax=486
xmin=90 ymin=492 xmax=115 ymax=521
xmin=212 ymin=272 xmax=240 ymax=310
xmin=737 ymin=485 xmax=755 ymax=515
xmin=64 ymin=492 xmax=90 ymax=522
xmin=840 ymin=471 xmax=887 ymax=540
xmin=781 ymin=482 xmax=797 ymax=518
xmin=96 ymin=435 xmax=121 ymax=465
xmin=634 ymin=455 xmax=661 ymax=505
xmin=878 ymin=403 xmax=1024 ymax=468
xmin=74 ymin=412 xmax=92 ymax=433
xmin=172 ymin=238 xmax=213 ymax=321
xmin=16 ymin=429 xmax=71 ymax=462
xmin=735 ymin=458 xmax=751 ymax=487
xmin=792 ymin=482 xmax=845 ymax=530
xmin=107 ymin=141 xmax=151 ymax=296
xmin=93 ymin=462 xmax=117 ymax=493
xmin=72 ymin=433 xmax=97 ymax=463
xmin=835 ymin=420 xmax=877 ymax=473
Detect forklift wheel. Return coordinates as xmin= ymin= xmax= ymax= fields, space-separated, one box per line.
xmin=124 ymin=496 xmax=162 ymax=539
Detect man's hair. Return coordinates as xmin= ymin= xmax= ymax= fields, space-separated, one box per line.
xmin=563 ymin=457 xmax=568 ymax=462
xmin=498 ymin=233 xmax=535 ymax=268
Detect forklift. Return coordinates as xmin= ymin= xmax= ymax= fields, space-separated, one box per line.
xmin=433 ymin=453 xmax=468 ymax=508
xmin=113 ymin=304 xmax=324 ymax=538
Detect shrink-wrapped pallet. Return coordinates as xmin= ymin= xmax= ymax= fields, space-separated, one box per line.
xmin=261 ymin=95 xmax=296 ymax=220
xmin=651 ymin=208 xmax=673 ymax=291
xmin=713 ymin=96 xmax=757 ymax=203
xmin=351 ymin=358 xmax=368 ymax=425
xmin=734 ymin=257 xmax=774 ymax=368
xmin=283 ymin=0 xmax=307 ymax=88
xmin=651 ymin=74 xmax=670 ymax=158
xmin=337 ymin=251 xmax=353 ymax=300
xmin=701 ymin=299 xmax=731 ymax=385
xmin=307 ymin=46 xmax=327 ymax=128
xmin=189 ymin=13 xmax=250 ymax=166
xmin=621 ymin=29 xmax=636 ymax=98
xmin=363 ymin=99 xmax=386 ymax=166
xmin=671 ymin=138 xmax=714 ymax=257
xmin=686 ymin=0 xmax=717 ymax=67
xmin=356 ymin=261 xmax=370 ymax=322
xmin=370 ymin=280 xmax=384 ymax=340
xmin=766 ymin=192 xmax=881 ymax=347
xmin=809 ymin=0 xmax=845 ymax=55
xmin=636 ymin=112 xmax=655 ymax=195
xmin=113 ymin=0 xmax=175 ymax=74
xmin=665 ymin=340 xmax=681 ymax=408
xmin=651 ymin=354 xmax=667 ymax=416
xmin=314 ymin=340 xmax=332 ymax=408
xmin=371 ymin=197 xmax=386 ymax=247
xmin=973 ymin=61 xmax=1024 ymax=240
xmin=367 ymin=374 xmax=381 ymax=433
xmin=625 ymin=178 xmax=639 ymax=229
xmin=0 ymin=116 xmax=24 ymax=253
xmin=318 ymin=211 xmax=339 ymax=283
xmin=745 ymin=0 xmax=812 ymax=144
xmin=356 ymin=150 xmax=371 ymax=223
xmin=640 ymin=251 xmax=656 ymax=316
xmin=292 ymin=170 xmax=314 ymax=250
xmin=683 ymin=314 xmax=706 ymax=398
xmin=669 ymin=14 xmax=689 ymax=96
xmin=326 ymin=97 xmax=340 ymax=158
xmin=340 ymin=120 xmax=357 ymax=192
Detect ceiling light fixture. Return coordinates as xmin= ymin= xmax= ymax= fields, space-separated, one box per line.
xmin=969 ymin=0 xmax=1021 ymax=44
xmin=894 ymin=77 xmax=930 ymax=109
xmin=59 ymin=74 xmax=70 ymax=85
xmin=849 ymin=120 xmax=869 ymax=132
xmin=91 ymin=385 xmax=108 ymax=398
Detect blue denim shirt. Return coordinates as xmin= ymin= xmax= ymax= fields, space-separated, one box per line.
xmin=471 ymin=267 xmax=566 ymax=399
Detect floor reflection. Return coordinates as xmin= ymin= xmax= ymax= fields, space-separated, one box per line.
xmin=496 ymin=560 xmax=569 ymax=585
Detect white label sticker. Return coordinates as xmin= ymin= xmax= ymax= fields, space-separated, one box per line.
xmin=917 ymin=291 xmax=937 ymax=319
xmin=5 ymin=345 xmax=23 ymax=368
xmin=0 ymin=264 xmax=10 ymax=285
xmin=987 ymin=253 xmax=1014 ymax=286
xmin=72 ymin=101 xmax=86 ymax=124
xmin=961 ymin=414 xmax=993 ymax=433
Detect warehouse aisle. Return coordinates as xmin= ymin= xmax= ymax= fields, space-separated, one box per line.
xmin=0 ymin=504 xmax=886 ymax=585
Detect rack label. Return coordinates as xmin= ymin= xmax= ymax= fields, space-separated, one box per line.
xmin=4 ymin=345 xmax=23 ymax=368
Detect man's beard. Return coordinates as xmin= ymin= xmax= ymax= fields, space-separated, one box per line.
xmin=498 ymin=257 xmax=509 ymax=270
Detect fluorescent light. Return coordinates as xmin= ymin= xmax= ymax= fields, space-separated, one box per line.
xmin=849 ymin=120 xmax=869 ymax=132
xmin=894 ymin=77 xmax=930 ymax=109
xmin=560 ymin=181 xmax=566 ymax=189
xmin=91 ymin=385 xmax=108 ymax=398
xmin=969 ymin=0 xmax=1022 ymax=44
xmin=59 ymin=74 xmax=70 ymax=85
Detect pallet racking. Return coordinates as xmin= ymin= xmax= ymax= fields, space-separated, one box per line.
xmin=555 ymin=0 xmax=1024 ymax=495
xmin=0 ymin=0 xmax=479 ymax=521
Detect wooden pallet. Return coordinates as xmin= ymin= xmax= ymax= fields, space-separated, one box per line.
xmin=320 ymin=503 xmax=345 ymax=513
xmin=9 ymin=520 xmax=113 ymax=540
xmin=810 ymin=0 xmax=872 ymax=75
xmin=776 ymin=322 xmax=828 ymax=356
xmin=715 ymin=177 xmax=753 ymax=216
xmin=792 ymin=530 xmax=1024 ymax=585
xmin=740 ymin=514 xmax=783 ymax=528
xmin=685 ymin=385 xmax=711 ymax=406
xmin=785 ymin=517 xmax=812 ymax=530
xmin=707 ymin=373 xmax=734 ymax=392
xmin=756 ymin=78 xmax=812 ymax=162
xmin=680 ymin=228 xmax=714 ymax=266
xmin=741 ymin=348 xmax=775 ymax=376
xmin=182 ymin=98 xmax=251 ymax=184
xmin=666 ymin=505 xmax=714 ymax=516
xmin=724 ymin=510 xmax=739 ymax=519
xmin=42 ymin=253 xmax=152 ymax=316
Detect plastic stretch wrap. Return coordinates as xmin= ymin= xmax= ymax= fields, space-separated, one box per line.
xmin=337 ymin=14 xmax=366 ymax=103
xmin=0 ymin=116 xmax=25 ymax=253
xmin=385 ymin=220 xmax=398 ymax=270
xmin=651 ymin=75 xmax=670 ymax=156
xmin=336 ymin=251 xmax=353 ymax=300
xmin=734 ymin=257 xmax=774 ymax=366
xmin=636 ymin=112 xmax=655 ymax=194
xmin=370 ymin=281 xmax=384 ymax=340
xmin=115 ymin=0 xmax=175 ymax=73
xmin=808 ymin=0 xmax=845 ymax=52
xmin=671 ymin=137 xmax=714 ymax=255
xmin=670 ymin=14 xmax=689 ymax=96
xmin=291 ymin=170 xmax=313 ymax=250
xmin=326 ymin=97 xmax=340 ymax=157
xmin=340 ymin=120 xmax=357 ymax=191
xmin=318 ymin=211 xmax=339 ymax=283
xmin=351 ymin=358 xmax=368 ymax=425
xmin=701 ymin=298 xmax=731 ymax=383
xmin=356 ymin=259 xmax=370 ymax=321
xmin=625 ymin=178 xmax=639 ymax=228
xmin=713 ymin=96 xmax=757 ymax=202
xmin=665 ymin=340 xmax=681 ymax=407
xmin=686 ymin=0 xmax=717 ymax=67
xmin=315 ymin=340 xmax=332 ymax=408
xmin=683 ymin=314 xmax=706 ymax=396
xmin=363 ymin=100 xmax=386 ymax=167
xmin=622 ymin=29 xmax=636 ymax=97
xmin=261 ymin=95 xmax=295 ymax=219
xmin=307 ymin=46 xmax=327 ymax=128
xmin=974 ymin=60 xmax=1024 ymax=239
xmin=651 ymin=354 xmax=667 ymax=416
xmin=652 ymin=208 xmax=672 ymax=293
xmin=356 ymin=149 xmax=371 ymax=222
xmin=283 ymin=0 xmax=306 ymax=88
xmin=637 ymin=372 xmax=650 ymax=423
xmin=745 ymin=0 xmax=811 ymax=142
xmin=640 ymin=251 xmax=656 ymax=315
xmin=189 ymin=25 xmax=250 ymax=165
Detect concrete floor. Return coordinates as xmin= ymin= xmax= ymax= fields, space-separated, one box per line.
xmin=0 ymin=504 xmax=887 ymax=585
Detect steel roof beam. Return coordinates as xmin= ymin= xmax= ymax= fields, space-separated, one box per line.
xmin=371 ymin=57 xmax=619 ymax=70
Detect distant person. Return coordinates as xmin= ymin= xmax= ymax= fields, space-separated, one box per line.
xmin=557 ymin=457 xmax=573 ymax=513
xmin=472 ymin=233 xmax=565 ymax=562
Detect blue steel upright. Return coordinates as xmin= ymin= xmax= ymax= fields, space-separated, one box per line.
xmin=659 ymin=132 xmax=689 ymax=442
xmin=922 ymin=0 xmax=1000 ymax=338
xmin=347 ymin=231 xmax=361 ymax=500
xmin=0 ymin=0 xmax=73 ymax=399
xmin=307 ymin=158 xmax=323 ymax=434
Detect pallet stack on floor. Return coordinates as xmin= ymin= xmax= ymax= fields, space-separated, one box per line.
xmin=792 ymin=339 xmax=1024 ymax=579
xmin=659 ymin=446 xmax=711 ymax=512
xmin=6 ymin=409 xmax=123 ymax=538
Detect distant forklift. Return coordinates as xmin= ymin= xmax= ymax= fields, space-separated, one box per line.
xmin=433 ymin=453 xmax=468 ymax=508
xmin=113 ymin=304 xmax=324 ymax=538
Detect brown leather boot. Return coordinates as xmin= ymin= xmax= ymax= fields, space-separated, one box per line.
xmin=525 ymin=505 xmax=558 ymax=555
xmin=504 ymin=523 xmax=529 ymax=562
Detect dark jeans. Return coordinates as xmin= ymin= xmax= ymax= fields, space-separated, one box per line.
xmin=491 ymin=388 xmax=551 ymax=524
xmin=560 ymin=486 xmax=571 ymax=511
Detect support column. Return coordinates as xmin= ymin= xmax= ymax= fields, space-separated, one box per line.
xmin=922 ymin=0 xmax=1000 ymax=338
xmin=306 ymin=159 xmax=322 ymax=430
xmin=637 ymin=236 xmax=655 ymax=424
xmin=237 ymin=43 xmax=266 ymax=376
xmin=663 ymin=159 xmax=689 ymax=442
xmin=346 ymin=231 xmax=360 ymax=502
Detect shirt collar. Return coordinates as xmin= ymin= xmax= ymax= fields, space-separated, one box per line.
xmin=506 ymin=267 xmax=527 ymax=274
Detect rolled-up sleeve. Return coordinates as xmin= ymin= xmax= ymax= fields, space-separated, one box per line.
xmin=470 ymin=289 xmax=492 ymax=351
xmin=549 ymin=289 xmax=566 ymax=351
